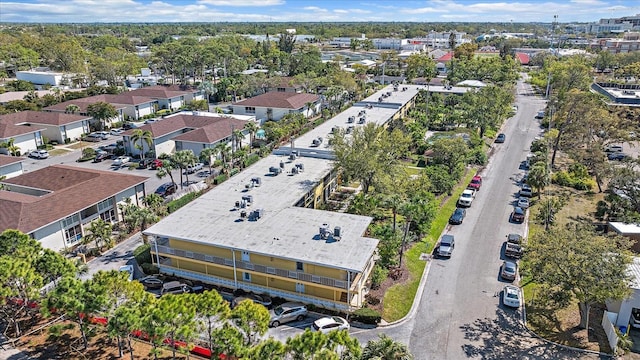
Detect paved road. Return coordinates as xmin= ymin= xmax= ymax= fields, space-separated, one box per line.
xmin=79 ymin=233 xmax=143 ymax=281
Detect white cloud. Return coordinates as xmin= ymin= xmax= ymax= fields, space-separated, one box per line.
xmin=198 ymin=0 xmax=284 ymax=6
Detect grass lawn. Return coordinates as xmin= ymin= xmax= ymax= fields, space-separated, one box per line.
xmin=49 ymin=148 xmax=72 ymax=156
xmin=382 ymin=170 xmax=477 ymax=322
xmin=66 ymin=141 xmax=93 ymax=150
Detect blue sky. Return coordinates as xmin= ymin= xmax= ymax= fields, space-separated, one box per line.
xmin=0 ymin=0 xmax=638 ymax=23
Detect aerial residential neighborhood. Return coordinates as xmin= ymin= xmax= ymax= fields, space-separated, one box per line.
xmin=2 ymin=2 xmax=640 ymax=359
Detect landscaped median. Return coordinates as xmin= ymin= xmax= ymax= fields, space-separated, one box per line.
xmin=382 ymin=170 xmax=478 ymax=322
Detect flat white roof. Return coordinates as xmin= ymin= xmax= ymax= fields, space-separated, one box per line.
xmin=629 ymin=257 xmax=640 ymax=290
xmin=609 ymin=221 xmax=640 ymax=235
xmin=145 ymin=154 xmax=378 ymax=272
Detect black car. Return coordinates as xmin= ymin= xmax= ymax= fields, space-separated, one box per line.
xmin=495 ymin=133 xmax=506 ymax=143
xmin=608 ymin=152 xmax=629 ymax=161
xmin=137 ymin=158 xmax=153 ymax=169
xmin=155 ymin=182 xmax=177 ymax=197
xmin=511 ymin=207 xmax=526 ymax=223
xmin=449 ymin=208 xmax=466 ymax=225
xmin=93 ymin=150 xmax=111 ymax=162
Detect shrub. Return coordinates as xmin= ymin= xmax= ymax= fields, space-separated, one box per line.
xmin=214 ymin=174 xmax=228 ymax=185
xmin=141 ymin=263 xmax=159 ymax=275
xmin=133 ymin=244 xmax=152 ymax=265
xmin=370 ymin=264 xmax=388 ymax=290
xmin=167 ymin=191 xmax=202 ymax=213
xmin=229 ymin=168 xmax=240 ymax=177
xmin=352 ymin=308 xmax=381 ymax=324
xmin=469 ymin=148 xmax=487 ymax=166
xmin=245 ymin=154 xmax=260 ymax=167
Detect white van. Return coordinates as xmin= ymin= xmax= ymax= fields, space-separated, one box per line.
xmin=185 ymin=162 xmax=204 ymax=174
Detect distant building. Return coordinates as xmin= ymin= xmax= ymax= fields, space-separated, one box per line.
xmin=232 ymin=91 xmax=320 ymax=122
xmin=16 ymin=70 xmax=64 ymax=87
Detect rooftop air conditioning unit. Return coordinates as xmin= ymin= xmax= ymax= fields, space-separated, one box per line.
xmin=319 ymin=223 xmax=330 ymax=239
xmin=296 ymin=163 xmax=304 ymax=172
xmin=252 ymin=177 xmax=262 ymax=186
xmin=242 ymin=194 xmax=253 ymax=204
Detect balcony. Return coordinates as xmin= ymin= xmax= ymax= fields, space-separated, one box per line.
xmin=153 ymin=244 xmax=360 ymax=290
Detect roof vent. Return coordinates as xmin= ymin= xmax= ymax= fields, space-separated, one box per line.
xmin=295 ymin=163 xmax=304 ymax=172
xmin=242 ymin=194 xmax=253 ymax=204
xmin=319 ymin=223 xmax=331 ymax=239
xmin=334 ymin=226 xmax=342 ymax=238
xmin=269 ymin=166 xmax=282 ymax=176
xmin=252 ymin=177 xmax=262 ymax=186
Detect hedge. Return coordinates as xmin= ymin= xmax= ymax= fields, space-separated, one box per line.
xmin=167 ymin=191 xmax=202 ymax=213
xmin=133 ymin=244 xmax=151 ymax=265
xmin=214 ymin=174 xmax=228 ymax=185
xmin=229 ymin=168 xmax=240 ymax=177
xmin=351 ymin=307 xmax=381 ymax=325
xmin=245 ymin=154 xmax=260 ymax=167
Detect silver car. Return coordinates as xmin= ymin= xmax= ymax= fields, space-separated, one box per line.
xmin=269 ymin=302 xmax=307 ymax=327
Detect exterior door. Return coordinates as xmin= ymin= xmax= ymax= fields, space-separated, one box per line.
xmin=296 ymin=282 xmax=305 ymax=293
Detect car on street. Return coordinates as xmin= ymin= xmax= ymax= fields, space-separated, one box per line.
xmin=155 ymin=182 xmax=177 ymax=197
xmin=511 ymin=207 xmax=526 ymax=223
xmin=137 ymin=276 xmax=163 ymax=290
xmin=449 ymin=208 xmax=466 ymax=225
xmin=505 ymin=241 xmax=523 ymax=259
xmin=468 ymin=175 xmax=482 ymax=191
xmin=110 ymin=128 xmax=124 ymax=136
xmin=535 ymin=110 xmax=545 ymax=119
xmin=145 ymin=119 xmax=158 ymax=124
xmin=519 ymin=184 xmax=533 ymax=197
xmin=137 ymin=158 xmax=153 ymax=169
xmin=503 ymin=285 xmax=521 ymax=308
xmin=112 ymin=156 xmax=131 ymax=167
xmin=269 ymin=302 xmax=308 ymax=327
xmin=437 ymin=234 xmax=455 ymax=258
xmin=311 ymin=316 xmax=350 ymax=333
xmin=29 ymin=149 xmax=49 ymax=159
xmin=232 ymin=293 xmax=273 ymax=308
xmin=608 ymin=152 xmax=629 ymax=161
xmin=457 ymin=189 xmax=476 ymax=207
xmin=185 ymin=162 xmax=204 ymax=174
xmin=149 ymin=159 xmax=163 ymax=170
xmin=507 ymin=233 xmax=523 ymax=245
xmin=93 ymin=150 xmax=111 ymax=162
xmin=95 ymin=131 xmax=110 ymax=140
xmin=501 ymin=261 xmax=518 ymax=282
xmin=83 ymin=133 xmax=103 ymax=142
xmin=161 ymin=281 xmax=191 ymax=296
xmin=517 ymin=197 xmax=530 ymax=209
xmin=495 ymin=133 xmax=506 ymax=143
xmin=123 ymin=122 xmax=137 ymax=130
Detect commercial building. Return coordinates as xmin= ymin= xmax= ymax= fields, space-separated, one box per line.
xmin=0 ymin=165 xmax=147 ymax=251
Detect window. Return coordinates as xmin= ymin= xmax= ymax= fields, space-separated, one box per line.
xmin=277 ymin=87 xmax=286 ymax=92
xmin=242 ymin=251 xmax=250 ymax=262
xmin=62 ymin=214 xmax=80 ymax=228
xmin=64 ymin=224 xmax=82 ymax=244
xmin=245 ymin=107 xmax=256 ymax=114
xmin=97 ymin=198 xmax=114 ymax=213
xmin=99 ymin=209 xmax=116 ymax=222
xmin=296 ymin=261 xmax=304 ymax=271
xmin=243 ymin=272 xmax=251 ymax=282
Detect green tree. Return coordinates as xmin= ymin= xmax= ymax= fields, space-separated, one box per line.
xmin=429 ymin=137 xmax=469 ymax=178
xmin=199 ymin=148 xmax=217 ymax=176
xmin=83 ymin=218 xmax=113 ymax=252
xmin=527 ymin=162 xmax=549 ymax=199
xmin=231 ymin=299 xmax=270 ymax=346
xmin=524 ymin=224 xmax=633 ymax=329
xmin=142 ymin=193 xmax=167 ymax=217
xmin=0 ymin=257 xmax=43 ymax=337
xmin=172 ymin=149 xmax=198 ymax=187
xmin=194 ymin=289 xmax=231 ymax=353
xmin=130 ymin=129 xmax=153 ymax=161
xmin=361 ymin=334 xmax=413 ymax=360
xmin=87 ymin=101 xmax=118 ymax=131
xmin=65 ymin=104 xmax=81 ymax=114
xmin=210 ymin=323 xmax=246 ymax=359
xmin=246 ymin=338 xmax=287 ymax=359
xmin=151 ymin=294 xmax=198 ymax=360
xmin=156 ymin=154 xmax=178 ymax=189
xmin=0 ymin=138 xmax=21 ymax=156
xmin=405 ymin=53 xmax=436 ymax=80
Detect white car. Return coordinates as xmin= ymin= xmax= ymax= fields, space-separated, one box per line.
xmin=112 ymin=156 xmax=131 ymax=167
xmin=110 ymin=128 xmax=124 ymax=136
xmin=517 ymin=197 xmax=530 ymax=209
xmin=95 ymin=131 xmax=110 ymax=140
xmin=185 ymin=162 xmax=204 ymax=174
xmin=311 ymin=316 xmax=350 ymax=333
xmin=457 ymin=189 xmax=475 ymax=207
xmin=119 ymin=265 xmax=134 ymax=281
xmin=503 ymin=285 xmax=521 ymax=308
xmin=29 ymin=149 xmax=50 ymax=159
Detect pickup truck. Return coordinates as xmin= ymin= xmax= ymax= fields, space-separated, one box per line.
xmin=457 ymin=189 xmax=476 ymax=207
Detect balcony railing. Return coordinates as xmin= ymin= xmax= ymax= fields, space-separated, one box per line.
xmin=154 ymin=245 xmax=353 ymax=290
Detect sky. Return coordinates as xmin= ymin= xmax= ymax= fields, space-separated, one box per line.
xmin=0 ymin=0 xmax=638 ymax=24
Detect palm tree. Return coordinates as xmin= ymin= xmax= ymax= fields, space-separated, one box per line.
xmin=199 ymin=148 xmax=216 ymax=176
xmin=142 ymin=193 xmax=167 ymax=217
xmin=362 ymin=334 xmax=414 ymax=360
xmin=87 ymin=101 xmax=118 ymax=131
xmin=130 ymin=129 xmax=153 ymax=161
xmin=232 ymin=129 xmax=246 ymax=152
xmin=214 ymin=142 xmax=231 ymax=174
xmin=65 ymin=104 xmax=80 ymax=114
xmin=156 ymin=154 xmax=177 ymax=188
xmin=244 ymin=121 xmax=259 ymax=154
xmin=305 ymin=101 xmax=316 ymax=118
xmin=0 ymin=138 xmax=21 ymax=156
xmin=172 ymin=150 xmax=197 ymax=188
xmin=198 ymin=81 xmax=218 ymax=105
xmin=83 ymin=219 xmax=113 ymax=252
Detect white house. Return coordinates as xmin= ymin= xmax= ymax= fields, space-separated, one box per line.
xmin=0 ymin=165 xmax=147 ymax=252
xmin=0 ymin=155 xmax=24 ymax=179
xmin=0 ymin=111 xmax=91 ymax=144
xmin=0 ymin=121 xmax=44 ymax=156
xmin=231 ymin=91 xmax=320 ymax=123
xmin=607 ymin=256 xmax=640 ymax=330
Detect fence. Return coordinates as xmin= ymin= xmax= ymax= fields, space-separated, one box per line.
xmin=602 ymin=311 xmax=618 ymax=354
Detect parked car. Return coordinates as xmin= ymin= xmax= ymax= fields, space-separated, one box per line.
xmin=517 ymin=197 xmax=530 ymax=209
xmin=138 ymin=276 xmax=163 ymax=290
xmin=519 ymin=184 xmax=533 ymax=197
xmin=83 ymin=133 xmax=103 ymax=142
xmin=232 ymin=293 xmax=273 ymax=308
xmin=123 ymin=122 xmax=137 ymax=130
xmin=185 ymin=162 xmax=204 ymax=174
xmin=604 ymin=144 xmax=623 ymax=153
xmin=437 ymin=234 xmax=455 ymax=258
xmin=501 ymin=261 xmax=518 ymax=281
xmin=93 ymin=150 xmax=111 ymax=162
xmin=269 ymin=302 xmax=308 ymax=327
xmin=468 ymin=175 xmax=482 ymax=191
xmin=119 ymin=265 xmax=134 ymax=281
xmin=457 ymin=189 xmax=476 ymax=207
xmin=505 ymin=242 xmax=523 ymax=259
xmin=149 ymin=159 xmax=163 ymax=170
xmin=449 ymin=208 xmax=466 ymax=225
xmin=145 ymin=119 xmax=158 ymax=124
xmin=503 ymin=285 xmax=521 ymax=308
xmin=29 ymin=149 xmax=49 ymax=159
xmin=95 ymin=131 xmax=110 ymax=140
xmin=535 ymin=111 xmax=545 ymax=119
xmin=137 ymin=158 xmax=153 ymax=169
xmin=311 ymin=316 xmax=350 ymax=333
xmin=632 ymin=309 xmax=640 ymax=329
xmin=507 ymin=233 xmax=523 ymax=245
xmin=112 ymin=156 xmax=131 ymax=167
xmin=110 ymin=128 xmax=124 ymax=136
xmin=608 ymin=152 xmax=629 ymax=161
xmin=155 ymin=182 xmax=177 ymax=197
xmin=161 ymin=281 xmax=191 ymax=296
xmin=511 ymin=207 xmax=526 ymax=223
xmin=495 ymin=133 xmax=506 ymax=143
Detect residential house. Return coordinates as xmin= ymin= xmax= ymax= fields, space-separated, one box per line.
xmin=0 ymin=111 xmax=91 ymax=144
xmin=128 ymin=85 xmax=201 ymax=110
xmin=0 ymin=121 xmax=44 ymax=156
xmin=515 ymin=52 xmax=530 ymax=66
xmin=0 ymin=165 xmax=147 ymax=251
xmin=267 ymin=77 xmax=303 ymax=93
xmin=0 ymin=154 xmax=24 ymax=179
xmin=121 ymin=112 xmax=251 ymax=158
xmin=231 ymin=91 xmax=320 ymax=123
xmin=43 ymin=94 xmax=146 ymax=125
xmin=606 ymin=257 xmax=640 ymax=330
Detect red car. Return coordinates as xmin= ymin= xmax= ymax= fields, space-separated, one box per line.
xmin=149 ymin=159 xmax=163 ymax=170
xmin=468 ymin=175 xmax=482 ymax=191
